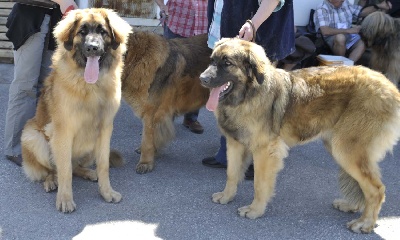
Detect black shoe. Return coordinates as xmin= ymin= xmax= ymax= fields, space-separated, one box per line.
xmin=183 ymin=119 xmax=204 ymax=134
xmin=6 ymin=155 xmax=22 ymax=167
xmin=202 ymin=156 xmax=227 ymax=168
xmin=245 ymin=164 xmax=254 ymax=180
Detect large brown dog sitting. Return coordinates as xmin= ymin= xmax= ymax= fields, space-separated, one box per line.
xmin=21 ymin=9 xmax=132 ymax=212
xmin=200 ymin=38 xmax=400 ymax=233
xmin=121 ymin=32 xmax=211 ymax=174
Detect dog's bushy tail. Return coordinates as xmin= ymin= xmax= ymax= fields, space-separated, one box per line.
xmin=338 ymin=168 xmax=365 ymax=211
xmin=109 ymin=150 xmax=125 ymax=168
xmin=154 ymin=117 xmax=175 ymax=152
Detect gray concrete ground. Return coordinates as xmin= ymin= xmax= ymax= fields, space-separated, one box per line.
xmin=0 ymin=62 xmax=399 ymax=240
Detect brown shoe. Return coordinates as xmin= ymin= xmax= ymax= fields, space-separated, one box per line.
xmin=6 ymin=155 xmax=22 ymax=167
xmin=182 ymin=119 xmax=204 ymax=134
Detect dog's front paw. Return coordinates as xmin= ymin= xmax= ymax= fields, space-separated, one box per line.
xmin=56 ymin=194 xmax=76 ymax=213
xmin=238 ymin=205 xmax=264 ymax=219
xmin=212 ymin=192 xmax=234 ymax=204
xmin=347 ymin=218 xmax=375 ymax=233
xmin=136 ymin=162 xmax=154 ymax=174
xmin=101 ymin=189 xmax=122 ymax=203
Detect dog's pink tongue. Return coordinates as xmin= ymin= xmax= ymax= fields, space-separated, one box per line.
xmin=206 ymin=86 xmax=224 ymax=111
xmin=84 ymin=56 xmax=100 ymax=84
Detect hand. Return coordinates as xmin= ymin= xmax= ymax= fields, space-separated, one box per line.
xmin=52 ymin=0 xmax=78 ymax=14
xmin=347 ymin=26 xmax=361 ymax=34
xmin=376 ymin=0 xmax=392 ymax=11
xmin=238 ymin=21 xmax=254 ymax=42
xmin=160 ymin=5 xmax=169 ymax=16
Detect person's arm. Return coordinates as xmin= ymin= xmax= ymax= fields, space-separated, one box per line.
xmin=359 ymin=1 xmax=392 ymax=17
xmin=52 ymin=0 xmax=78 ymax=16
xmin=319 ymin=25 xmax=361 ymax=36
xmin=238 ymin=0 xmax=281 ymax=41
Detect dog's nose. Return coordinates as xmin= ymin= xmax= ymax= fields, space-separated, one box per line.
xmin=199 ymin=73 xmax=211 ymax=85
xmin=85 ymin=42 xmax=100 ymax=55
xmin=86 ymin=43 xmax=98 ymax=52
xmin=84 ymin=35 xmax=103 ymax=56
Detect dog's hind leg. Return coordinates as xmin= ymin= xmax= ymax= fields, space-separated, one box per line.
xmin=237 ymin=138 xmax=287 ymax=219
xmin=73 ymin=166 xmax=98 ymax=181
xmin=136 ymin=117 xmax=157 ymax=174
xmin=323 ymin=136 xmax=363 ymax=213
xmin=331 ymin=139 xmax=385 ymax=233
xmin=72 ymin=154 xmax=98 ymax=181
xmin=333 ymin=168 xmax=365 ymax=213
xmin=136 ymin=115 xmax=175 ymax=174
xmin=213 ymin=136 xmax=249 ymax=205
xmin=43 ymin=173 xmax=58 ymax=192
xmin=21 ymin=121 xmax=54 ymax=191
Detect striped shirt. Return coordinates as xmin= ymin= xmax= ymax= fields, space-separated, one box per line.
xmin=314 ymin=0 xmax=362 ymax=32
xmin=166 ymin=0 xmax=208 ymax=37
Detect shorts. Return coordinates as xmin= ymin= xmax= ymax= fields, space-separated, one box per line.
xmin=324 ymin=33 xmax=361 ymax=50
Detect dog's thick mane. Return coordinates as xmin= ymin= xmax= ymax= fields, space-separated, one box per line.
xmin=360 ymin=11 xmax=400 ymax=85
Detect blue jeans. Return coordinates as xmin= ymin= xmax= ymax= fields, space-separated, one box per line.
xmin=215 ymin=136 xmax=227 ymax=165
xmin=163 ymin=25 xmax=199 ymax=122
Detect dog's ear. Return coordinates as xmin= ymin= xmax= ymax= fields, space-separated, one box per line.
xmin=53 ymin=9 xmax=81 ymax=51
xmin=361 ymin=11 xmax=394 ymax=47
xmin=247 ymin=44 xmax=268 ymax=85
xmin=103 ymin=9 xmax=132 ymax=50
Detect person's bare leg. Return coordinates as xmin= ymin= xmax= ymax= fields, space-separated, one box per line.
xmin=348 ymin=40 xmax=366 ymax=62
xmin=331 ymin=34 xmax=347 ymax=56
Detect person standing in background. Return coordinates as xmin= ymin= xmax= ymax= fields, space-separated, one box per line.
xmin=3 ymin=0 xmax=78 ymax=166
xmin=154 ymin=0 xmax=208 ymax=134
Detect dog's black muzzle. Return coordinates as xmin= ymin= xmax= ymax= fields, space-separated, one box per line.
xmin=84 ymin=34 xmax=105 ymax=57
xmin=200 ymin=65 xmax=217 ymax=87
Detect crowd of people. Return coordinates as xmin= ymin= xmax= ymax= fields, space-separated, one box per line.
xmin=314 ymin=0 xmax=393 ymax=63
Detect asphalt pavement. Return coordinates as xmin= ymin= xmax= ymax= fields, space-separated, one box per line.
xmin=0 ymin=62 xmax=399 ymax=240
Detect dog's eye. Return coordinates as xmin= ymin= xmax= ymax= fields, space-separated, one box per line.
xmin=78 ymin=26 xmax=88 ymax=35
xmin=224 ymin=60 xmax=232 ymax=66
xmin=97 ymin=25 xmax=107 ymax=35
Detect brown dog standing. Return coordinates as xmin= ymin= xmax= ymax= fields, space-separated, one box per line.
xmin=121 ymin=32 xmax=211 ymax=174
xmin=200 ymin=38 xmax=400 ymax=233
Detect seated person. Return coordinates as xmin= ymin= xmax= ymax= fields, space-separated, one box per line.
xmin=314 ymin=0 xmax=391 ymax=62
xmin=278 ymin=27 xmax=316 ymax=70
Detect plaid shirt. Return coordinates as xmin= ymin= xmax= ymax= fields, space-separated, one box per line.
xmin=166 ymin=0 xmax=208 ymax=37
xmin=314 ymin=0 xmax=362 ymax=32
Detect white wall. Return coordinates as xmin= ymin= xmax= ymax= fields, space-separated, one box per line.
xmin=76 ymin=0 xmax=89 ymax=9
